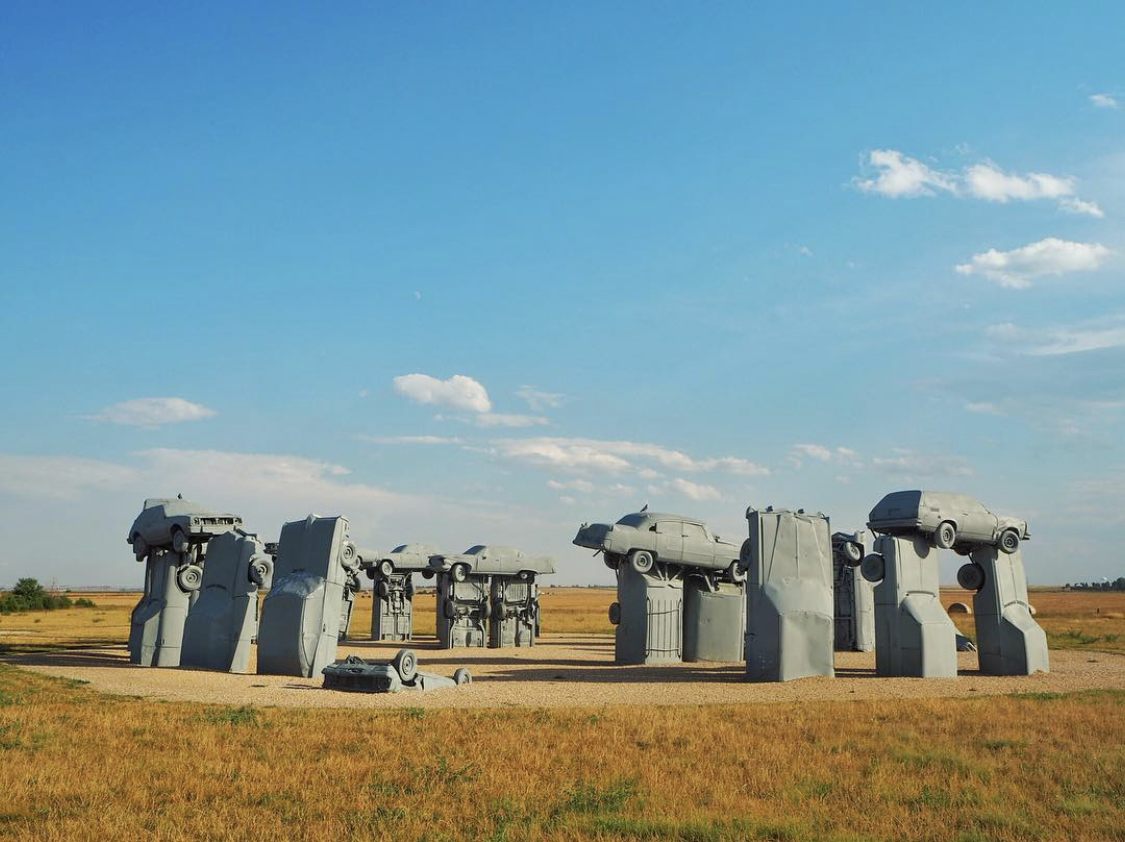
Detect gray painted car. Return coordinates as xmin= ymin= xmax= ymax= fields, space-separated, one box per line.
xmin=573 ymin=511 xmax=742 ymax=581
xmin=359 ymin=543 xmax=439 ymax=580
xmin=126 ymin=496 xmax=243 ymax=559
xmin=429 ymin=545 xmax=556 ymax=582
xmin=867 ymin=490 xmax=1029 ymax=554
xmin=322 ymin=650 xmax=472 ymax=693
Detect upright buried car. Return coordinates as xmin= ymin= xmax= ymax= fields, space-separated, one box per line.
xmin=429 ymin=545 xmax=556 ymax=583
xmin=359 ymin=543 xmax=439 ymax=581
xmin=127 ymin=496 xmax=243 ymax=559
xmin=573 ymin=510 xmax=743 ymax=581
xmin=867 ymin=490 xmax=1028 ymax=554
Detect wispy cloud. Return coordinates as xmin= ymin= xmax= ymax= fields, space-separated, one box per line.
xmin=954 ymin=238 xmax=1111 ymax=289
xmin=393 ymin=373 xmax=492 ymax=413
xmin=86 ymin=397 xmax=217 ymax=427
xmin=787 ymin=443 xmax=862 ymax=468
xmin=648 ymin=478 xmax=722 ymax=502
xmin=1028 ymin=323 xmax=1125 ymax=356
xmin=474 ymin=413 xmax=550 ymax=428
xmin=358 ymin=435 xmax=465 ymax=445
xmin=516 ymin=386 xmax=566 ymax=412
xmin=1090 ymin=93 xmax=1119 ymax=110
xmin=965 ymin=401 xmax=1005 ymax=416
xmin=854 ymin=150 xmax=1102 ymax=216
xmin=872 ymin=448 xmax=974 ymax=478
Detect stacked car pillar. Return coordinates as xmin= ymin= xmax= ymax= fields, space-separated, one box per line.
xmin=489 ymin=575 xmax=541 ymax=648
xmin=960 ymin=547 xmax=1049 ymax=675
xmin=436 ymin=570 xmax=491 ymax=648
xmin=832 ymin=531 xmax=875 ymax=652
xmin=361 ymin=545 xmax=437 ymax=642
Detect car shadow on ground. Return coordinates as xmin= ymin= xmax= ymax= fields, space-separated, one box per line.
xmin=1 ymin=644 xmax=132 ymax=669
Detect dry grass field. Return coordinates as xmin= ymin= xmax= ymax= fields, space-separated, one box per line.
xmin=1 ymin=587 xmax=1123 ymax=840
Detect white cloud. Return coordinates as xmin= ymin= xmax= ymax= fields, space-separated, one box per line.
xmin=1028 ymin=324 xmax=1125 ymax=356
xmin=0 ymin=455 xmax=141 ymax=499
xmin=87 ymin=397 xmax=217 ymax=427
xmin=393 ymin=374 xmax=492 ymax=413
xmin=548 ymin=478 xmax=596 ymax=493
xmin=985 ymin=322 xmax=1020 ymax=338
xmin=872 ymin=448 xmax=974 ymax=478
xmin=854 ymin=149 xmax=958 ymax=198
xmin=854 ymin=149 xmax=1101 ymax=216
xmin=791 ymin=443 xmax=832 ymax=462
xmin=787 ymin=443 xmax=862 ymax=468
xmin=648 ymin=478 xmax=722 ymax=502
xmin=965 ymin=401 xmax=1005 ymax=416
xmin=1059 ymin=197 xmax=1105 ymax=218
xmin=955 ymin=238 xmax=1111 ymax=289
xmin=358 ymin=435 xmax=464 ymax=445
xmin=516 ymin=386 xmax=565 ymax=412
xmin=1090 ymin=93 xmax=1119 ymax=109
xmin=474 ymin=413 xmax=550 ymax=429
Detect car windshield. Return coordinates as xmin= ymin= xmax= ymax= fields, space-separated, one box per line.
xmin=465 ymin=545 xmax=486 ymax=554
xmin=392 ymin=544 xmax=407 ymax=553
xmin=615 ymin=514 xmax=650 ymax=528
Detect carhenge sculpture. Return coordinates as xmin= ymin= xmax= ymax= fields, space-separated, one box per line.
xmin=832 ymin=531 xmax=875 ymax=652
xmin=256 ymin=514 xmax=364 ymax=677
xmin=742 ymin=506 xmax=835 ymax=681
xmin=127 ymin=497 xmax=244 ymax=667
xmin=429 ymin=545 xmax=555 ymax=648
xmin=181 ymin=529 xmax=274 ymax=673
xmin=574 ymin=509 xmax=744 ymax=664
xmin=864 ymin=490 xmax=1046 ymax=677
xmin=360 ymin=544 xmax=437 ymax=642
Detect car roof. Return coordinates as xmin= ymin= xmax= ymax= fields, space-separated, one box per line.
xmin=616 ymin=512 xmax=702 ymax=526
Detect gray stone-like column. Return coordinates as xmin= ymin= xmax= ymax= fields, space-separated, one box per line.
xmin=182 ymin=531 xmax=273 ymax=674
xmin=744 ymin=507 xmax=835 ymax=681
xmin=833 ymin=533 xmax=875 ymax=652
xmin=864 ymin=535 xmax=957 ymax=678
xmin=683 ymin=577 xmax=744 ymax=663
xmin=611 ymin=564 xmax=684 ymax=664
xmin=963 ymin=547 xmax=1049 ymax=675
xmin=489 ymin=577 xmax=539 ymax=648
xmin=371 ymin=572 xmax=415 ymax=641
xmin=129 ymin=548 xmax=202 ymax=667
xmin=257 ymin=514 xmax=359 ymax=676
xmin=436 ymin=573 xmax=490 ymax=648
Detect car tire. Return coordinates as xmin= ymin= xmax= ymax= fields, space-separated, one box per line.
xmin=494 ymin=601 xmax=508 ymax=621
xmin=442 ymin=598 xmax=456 ymax=619
xmin=451 ymin=563 xmax=469 ymax=583
xmin=841 ymin=541 xmax=863 ymax=565
xmin=630 ymin=550 xmax=655 ymax=575
xmin=421 ymin=568 xmax=435 ymax=580
xmin=957 ymin=562 xmax=986 ymax=592
xmin=171 ymin=528 xmax=190 ymax=554
xmin=392 ymin=649 xmax=418 ymax=683
xmin=998 ymin=529 xmax=1020 ymax=555
xmin=860 ymin=553 xmax=885 ymax=583
xmin=248 ymin=556 xmax=273 ymax=587
xmin=482 ymin=599 xmax=492 ymax=619
xmin=453 ymin=668 xmax=472 ymax=686
xmin=176 ymin=563 xmax=204 ymax=592
xmin=518 ymin=570 xmax=532 ymax=582
xmin=603 ymin=553 xmax=621 ymax=570
xmin=933 ymin=521 xmax=957 ymax=550
xmin=608 ymin=602 xmax=621 ymax=625
xmin=379 ymin=559 xmax=394 ymax=577
xmin=376 ymin=580 xmax=390 ymax=598
xmin=132 ymin=534 xmax=148 ymax=561
xmin=727 ymin=561 xmax=747 ymax=584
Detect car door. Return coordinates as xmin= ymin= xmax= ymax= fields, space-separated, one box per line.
xmin=653 ymin=521 xmax=683 ymax=562
xmin=680 ymin=522 xmax=716 ymax=568
xmin=960 ymin=499 xmax=996 ymax=542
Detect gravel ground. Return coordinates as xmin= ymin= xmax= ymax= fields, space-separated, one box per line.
xmin=9 ymin=635 xmax=1123 ymax=710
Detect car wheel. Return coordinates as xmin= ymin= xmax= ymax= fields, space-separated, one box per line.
xmin=603 ymin=553 xmax=621 ymax=570
xmin=482 ymin=599 xmax=492 ymax=619
xmin=171 ymin=528 xmax=190 ymax=554
xmin=841 ymin=541 xmax=863 ymax=565
xmin=392 ymin=649 xmax=418 ymax=683
xmin=453 ymin=668 xmax=472 ymax=686
xmin=954 ymin=545 xmax=973 ymax=557
xmin=248 ymin=556 xmax=273 ymax=587
xmin=998 ymin=529 xmax=1021 ymax=555
xmin=957 ymin=562 xmax=986 ymax=592
xmin=338 ymin=541 xmax=358 ymax=569
xmin=451 ymin=563 xmax=469 ymax=583
xmin=630 ymin=550 xmax=655 ymax=575
xmin=518 ymin=570 xmax=532 ymax=582
xmin=132 ymin=534 xmax=148 ymax=561
xmin=860 ymin=553 xmax=885 ymax=583
xmin=442 ymin=598 xmax=456 ymax=619
xmin=494 ymin=601 xmax=508 ymax=621
xmin=727 ymin=561 xmax=747 ymax=585
xmin=608 ymin=602 xmax=621 ymax=625
xmin=176 ymin=563 xmax=204 ymax=592
xmin=376 ymin=580 xmax=390 ymax=598
xmin=933 ymin=521 xmax=957 ymax=550
xmin=421 ymin=568 xmax=435 ymax=580
xmin=379 ymin=559 xmax=394 ymax=577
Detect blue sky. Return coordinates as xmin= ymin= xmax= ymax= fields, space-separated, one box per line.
xmin=1 ymin=3 xmax=1122 ymax=587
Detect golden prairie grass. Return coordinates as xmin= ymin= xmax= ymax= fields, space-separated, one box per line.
xmin=0 ymin=664 xmax=1122 ymax=841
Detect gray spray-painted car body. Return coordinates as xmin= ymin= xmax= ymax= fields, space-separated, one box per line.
xmin=489 ymin=577 xmax=540 ymax=648
xmin=743 ymin=507 xmax=835 ymax=682
xmin=129 ymin=547 xmax=201 ymax=667
xmin=256 ymin=514 xmax=360 ymax=676
xmin=126 ymin=497 xmax=243 ymax=558
xmin=962 ymin=547 xmax=1049 ymax=675
xmin=683 ymin=577 xmax=744 ymax=663
xmin=867 ymin=490 xmax=1029 ymax=553
xmin=862 ymin=534 xmax=958 ymax=678
xmin=832 ymin=531 xmax=875 ymax=652
xmin=574 ymin=512 xmax=741 ymax=579
xmin=360 ymin=544 xmax=438 ymax=578
xmin=181 ymin=530 xmax=273 ymax=674
xmin=436 ymin=572 xmax=491 ymax=648
xmin=429 ymin=545 xmax=556 ymax=582
xmin=611 ymin=564 xmax=684 ymax=664
xmin=321 ymin=651 xmax=472 ymax=693
xmin=361 ymin=544 xmax=436 ymax=642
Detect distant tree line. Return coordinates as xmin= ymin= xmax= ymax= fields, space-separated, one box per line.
xmin=0 ymin=578 xmax=96 ymax=613
xmin=1066 ymin=578 xmax=1125 ymax=592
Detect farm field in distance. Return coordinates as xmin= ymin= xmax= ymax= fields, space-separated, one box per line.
xmin=1 ymin=587 xmax=1124 ymax=840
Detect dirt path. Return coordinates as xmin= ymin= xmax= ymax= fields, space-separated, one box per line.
xmin=8 ymin=635 xmax=1123 ymax=710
